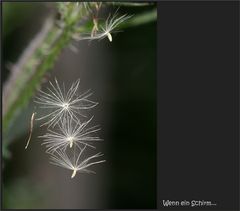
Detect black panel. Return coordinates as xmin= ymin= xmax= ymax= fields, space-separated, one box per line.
xmin=158 ymin=1 xmax=239 ymax=210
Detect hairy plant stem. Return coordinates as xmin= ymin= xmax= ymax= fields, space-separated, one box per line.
xmin=3 ymin=4 xmax=88 ymax=137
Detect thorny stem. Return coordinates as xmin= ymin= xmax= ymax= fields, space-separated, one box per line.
xmin=3 ymin=4 xmax=90 ymax=135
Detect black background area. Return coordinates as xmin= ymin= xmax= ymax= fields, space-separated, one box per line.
xmin=158 ymin=1 xmax=239 ymax=210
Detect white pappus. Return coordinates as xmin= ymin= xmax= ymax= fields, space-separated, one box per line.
xmin=49 ymin=146 xmax=106 ymax=178
xmin=39 ymin=115 xmax=102 ymax=153
xmin=74 ymin=12 xmax=132 ymax=42
xmin=34 ymin=78 xmax=97 ymax=128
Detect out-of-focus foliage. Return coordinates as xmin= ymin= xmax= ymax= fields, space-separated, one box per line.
xmin=3 ymin=179 xmax=47 ymax=209
xmin=3 ymin=3 xmax=39 ymax=38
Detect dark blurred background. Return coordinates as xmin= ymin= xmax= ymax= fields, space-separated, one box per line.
xmin=2 ymin=2 xmax=156 ymax=209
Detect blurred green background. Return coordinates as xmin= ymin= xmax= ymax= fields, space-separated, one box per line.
xmin=2 ymin=2 xmax=156 ymax=209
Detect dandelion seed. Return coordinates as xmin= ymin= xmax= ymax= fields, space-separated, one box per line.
xmin=25 ymin=112 xmax=36 ymax=149
xmin=91 ymin=18 xmax=99 ymax=38
xmin=39 ymin=116 xmax=102 ymax=153
xmin=34 ymin=78 xmax=97 ymax=128
xmin=74 ymin=12 xmax=132 ymax=42
xmin=49 ymin=146 xmax=106 ymax=178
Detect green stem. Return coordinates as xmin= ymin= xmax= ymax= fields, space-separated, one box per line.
xmin=3 ymin=4 xmax=88 ymax=136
